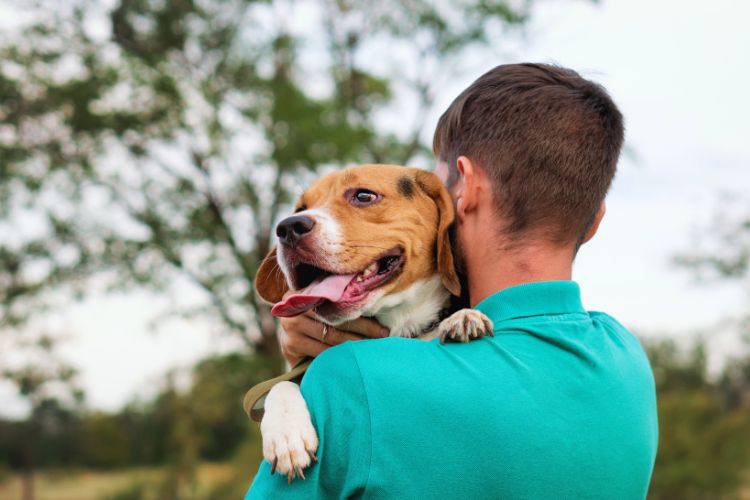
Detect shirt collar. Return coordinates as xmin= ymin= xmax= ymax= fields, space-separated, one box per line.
xmin=474 ymin=281 xmax=586 ymax=324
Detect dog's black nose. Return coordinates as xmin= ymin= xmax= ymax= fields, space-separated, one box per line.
xmin=276 ymin=215 xmax=316 ymax=246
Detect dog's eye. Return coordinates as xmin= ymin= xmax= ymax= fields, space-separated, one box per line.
xmin=347 ymin=188 xmax=382 ymax=207
xmin=356 ymin=191 xmax=377 ymax=203
xmin=294 ymin=205 xmax=307 ymax=213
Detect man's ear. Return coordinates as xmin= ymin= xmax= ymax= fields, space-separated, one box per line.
xmin=415 ymin=169 xmax=461 ymax=297
xmin=581 ymin=202 xmax=606 ymax=245
xmin=254 ymin=247 xmax=289 ymax=304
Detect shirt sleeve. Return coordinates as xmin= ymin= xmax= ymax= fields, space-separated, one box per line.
xmin=245 ymin=342 xmax=372 ymax=499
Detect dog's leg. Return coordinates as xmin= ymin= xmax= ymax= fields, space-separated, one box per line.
xmin=261 ymin=381 xmax=319 ymax=482
xmin=438 ymin=309 xmax=494 ymax=343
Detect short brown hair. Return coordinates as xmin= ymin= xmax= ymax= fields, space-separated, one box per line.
xmin=433 ymin=63 xmax=624 ymax=245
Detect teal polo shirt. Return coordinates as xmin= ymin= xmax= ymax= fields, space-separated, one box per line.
xmin=246 ymin=281 xmax=658 ymax=499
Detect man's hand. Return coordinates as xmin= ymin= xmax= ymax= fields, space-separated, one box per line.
xmin=278 ymin=311 xmax=389 ymax=366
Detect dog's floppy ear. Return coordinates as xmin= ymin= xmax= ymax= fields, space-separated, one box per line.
xmin=254 ymin=247 xmax=289 ymax=304
xmin=414 ymin=170 xmax=461 ymax=297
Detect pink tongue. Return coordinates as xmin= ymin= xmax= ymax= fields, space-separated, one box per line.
xmin=271 ymin=273 xmax=357 ymax=317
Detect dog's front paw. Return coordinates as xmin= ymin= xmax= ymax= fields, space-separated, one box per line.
xmin=261 ymin=381 xmax=319 ymax=483
xmin=439 ymin=309 xmax=494 ymax=343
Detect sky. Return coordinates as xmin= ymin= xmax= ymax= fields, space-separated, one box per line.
xmin=1 ymin=0 xmax=749 ymax=417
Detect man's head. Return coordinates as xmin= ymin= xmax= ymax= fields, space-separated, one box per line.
xmin=433 ymin=63 xmax=624 ymax=251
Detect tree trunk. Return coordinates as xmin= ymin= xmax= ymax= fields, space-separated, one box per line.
xmin=21 ymin=465 xmax=34 ymax=500
xmin=257 ymin=304 xmax=284 ymax=371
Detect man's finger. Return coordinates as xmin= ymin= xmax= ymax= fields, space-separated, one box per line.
xmin=336 ymin=317 xmax=390 ymax=339
xmin=320 ymin=324 xmax=370 ymax=346
xmin=286 ymin=313 xmax=366 ymax=346
xmin=286 ymin=333 xmax=328 ymax=360
xmin=300 ymin=311 xmax=389 ymax=340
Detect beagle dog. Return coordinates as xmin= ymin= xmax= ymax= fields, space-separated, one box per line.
xmin=253 ymin=164 xmax=493 ymax=481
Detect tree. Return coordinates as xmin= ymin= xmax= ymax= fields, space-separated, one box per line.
xmin=665 ymin=197 xmax=750 ymax=497
xmin=645 ymin=339 xmax=750 ymax=499
xmin=0 ymin=0 xmax=536 ymax=363
xmin=0 ymin=334 xmax=83 ymax=500
xmin=675 ymin=198 xmax=750 ymax=338
xmin=674 ymin=198 xmax=750 ymax=412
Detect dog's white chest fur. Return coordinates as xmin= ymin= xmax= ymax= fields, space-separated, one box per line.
xmin=361 ymin=275 xmax=450 ymax=338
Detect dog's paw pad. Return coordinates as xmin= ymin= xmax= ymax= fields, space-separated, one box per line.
xmin=439 ymin=309 xmax=494 ymax=343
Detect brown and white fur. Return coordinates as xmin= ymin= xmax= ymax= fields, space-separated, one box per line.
xmin=254 ymin=164 xmax=493 ymax=481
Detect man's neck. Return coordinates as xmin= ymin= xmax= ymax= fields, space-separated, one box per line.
xmin=467 ymin=242 xmax=575 ymax=307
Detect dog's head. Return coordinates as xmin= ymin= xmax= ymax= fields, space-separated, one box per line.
xmin=255 ymin=164 xmax=459 ymax=325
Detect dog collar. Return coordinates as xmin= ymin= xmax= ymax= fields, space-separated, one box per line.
xmin=419 ymin=307 xmax=452 ymax=336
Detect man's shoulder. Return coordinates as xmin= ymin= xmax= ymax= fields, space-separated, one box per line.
xmin=303 ymin=335 xmax=481 ymax=414
xmin=298 ymin=342 xmax=372 ymax=424
xmin=318 ymin=335 xmax=443 ymax=363
xmin=305 ymin=337 xmax=438 ymax=387
xmin=588 ymin=310 xmax=649 ymax=353
xmin=586 ymin=310 xmax=655 ymax=389
xmin=588 ymin=309 xmax=629 ymax=330
xmin=302 ymin=341 xmax=363 ymax=392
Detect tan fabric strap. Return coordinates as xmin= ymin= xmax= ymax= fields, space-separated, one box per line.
xmin=243 ymin=358 xmax=313 ymax=422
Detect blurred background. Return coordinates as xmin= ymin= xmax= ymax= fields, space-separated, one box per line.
xmin=0 ymin=0 xmax=748 ymax=498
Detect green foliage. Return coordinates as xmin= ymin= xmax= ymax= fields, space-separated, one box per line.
xmin=0 ymin=351 xmax=271 ymax=472
xmin=104 ymin=483 xmax=146 ymax=500
xmin=84 ymin=413 xmax=132 ymax=468
xmin=675 ymin=199 xmax=750 ymax=344
xmin=188 ymin=353 xmax=276 ymax=460
xmin=0 ymin=460 xmax=8 ymax=484
xmin=201 ymin=437 xmax=264 ymax=500
xmin=645 ymin=339 xmax=750 ymax=499
xmin=0 ymin=351 xmax=269 ymax=497
xmin=675 ymin=205 xmax=750 ymax=281
xmin=669 ymin=196 xmax=750 ymax=497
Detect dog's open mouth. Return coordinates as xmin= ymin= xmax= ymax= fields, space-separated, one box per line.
xmin=271 ymin=248 xmax=404 ymax=317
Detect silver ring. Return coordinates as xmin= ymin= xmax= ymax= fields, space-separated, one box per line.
xmin=322 ymin=323 xmax=329 ymax=343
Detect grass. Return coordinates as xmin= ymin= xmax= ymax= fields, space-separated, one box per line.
xmin=0 ymin=462 xmax=244 ymax=500
xmin=0 ymin=434 xmax=263 ymax=500
xmin=3 ymin=460 xmax=750 ymax=499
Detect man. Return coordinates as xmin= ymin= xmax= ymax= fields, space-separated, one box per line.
xmin=246 ymin=63 xmax=658 ymax=499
